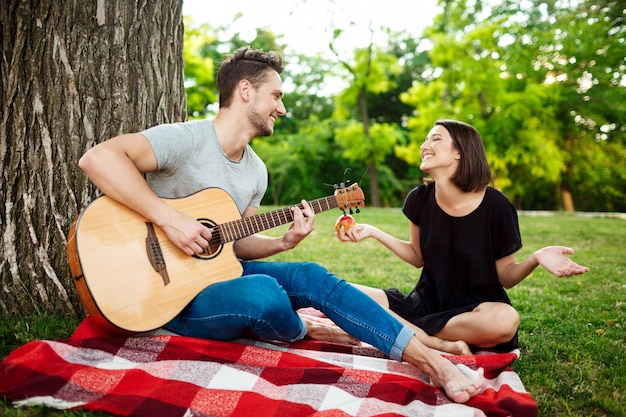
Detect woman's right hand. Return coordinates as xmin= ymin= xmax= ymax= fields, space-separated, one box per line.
xmin=336 ymin=223 xmax=376 ymax=243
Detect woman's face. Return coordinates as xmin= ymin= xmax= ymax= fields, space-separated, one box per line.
xmin=419 ymin=125 xmax=461 ymax=174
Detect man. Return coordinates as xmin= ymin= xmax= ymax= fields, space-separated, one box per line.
xmin=78 ymin=47 xmax=483 ymax=403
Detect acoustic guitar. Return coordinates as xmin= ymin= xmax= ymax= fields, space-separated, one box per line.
xmin=67 ymin=184 xmax=365 ymax=333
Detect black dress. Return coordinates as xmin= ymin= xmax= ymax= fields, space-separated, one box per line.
xmin=384 ymin=182 xmax=523 ymax=352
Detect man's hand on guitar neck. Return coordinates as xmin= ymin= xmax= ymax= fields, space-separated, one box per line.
xmin=234 ymin=199 xmax=316 ymax=260
xmin=161 ymin=210 xmax=214 ymax=256
xmin=282 ymin=199 xmax=315 ymax=251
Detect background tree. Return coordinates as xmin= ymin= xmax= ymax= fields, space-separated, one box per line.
xmin=184 ymin=18 xmax=217 ymax=119
xmin=396 ymin=0 xmax=626 ymax=212
xmin=550 ymin=0 xmax=625 ymax=212
xmin=331 ymin=30 xmax=405 ymax=207
xmin=367 ymin=34 xmax=431 ymax=202
xmin=0 ymin=0 xmax=185 ymax=315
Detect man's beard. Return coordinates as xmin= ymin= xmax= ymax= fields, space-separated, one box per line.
xmin=247 ymin=103 xmax=273 ymax=137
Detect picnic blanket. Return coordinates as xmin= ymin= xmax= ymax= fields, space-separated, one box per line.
xmin=0 ymin=311 xmax=537 ymax=417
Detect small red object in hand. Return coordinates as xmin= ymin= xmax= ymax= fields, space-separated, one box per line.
xmin=335 ymin=214 xmax=356 ymax=233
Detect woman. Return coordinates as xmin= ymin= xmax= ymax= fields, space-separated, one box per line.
xmin=337 ymin=119 xmax=589 ymax=352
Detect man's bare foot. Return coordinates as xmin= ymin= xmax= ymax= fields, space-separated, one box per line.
xmin=430 ymin=361 xmax=484 ymax=403
xmin=402 ymin=337 xmax=484 ymax=403
xmin=303 ymin=318 xmax=361 ymax=346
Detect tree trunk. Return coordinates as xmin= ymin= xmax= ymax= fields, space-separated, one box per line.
xmin=561 ymin=134 xmax=575 ymax=212
xmin=0 ymin=0 xmax=186 ymax=316
xmin=561 ymin=184 xmax=575 ymax=212
xmin=358 ymin=90 xmax=381 ymax=207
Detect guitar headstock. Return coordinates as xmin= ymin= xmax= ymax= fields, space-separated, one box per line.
xmin=334 ymin=183 xmax=365 ymax=212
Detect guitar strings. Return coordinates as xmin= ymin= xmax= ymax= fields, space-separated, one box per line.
xmin=204 ymin=193 xmax=348 ymax=246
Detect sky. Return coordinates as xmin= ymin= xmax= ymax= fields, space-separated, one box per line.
xmin=181 ymin=0 xmax=441 ymax=57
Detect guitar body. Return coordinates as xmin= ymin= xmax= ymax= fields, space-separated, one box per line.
xmin=68 ymin=188 xmax=243 ymax=333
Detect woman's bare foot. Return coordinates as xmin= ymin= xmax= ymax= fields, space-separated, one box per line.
xmin=438 ymin=339 xmax=473 ymax=356
xmin=402 ymin=337 xmax=484 ymax=403
xmin=400 ymin=321 xmax=472 ymax=355
xmin=303 ymin=318 xmax=361 ymax=345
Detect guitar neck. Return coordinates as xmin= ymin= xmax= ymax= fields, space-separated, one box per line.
xmin=215 ymin=195 xmax=340 ymax=244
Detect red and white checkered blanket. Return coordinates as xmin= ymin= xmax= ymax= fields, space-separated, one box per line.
xmin=0 ymin=313 xmax=537 ymax=416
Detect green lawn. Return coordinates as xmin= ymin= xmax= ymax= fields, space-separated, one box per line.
xmin=2 ymin=209 xmax=625 ymax=416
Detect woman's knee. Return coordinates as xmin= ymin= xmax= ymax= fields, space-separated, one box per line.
xmin=482 ymin=302 xmax=519 ymax=342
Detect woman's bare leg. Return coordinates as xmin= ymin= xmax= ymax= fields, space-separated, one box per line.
xmin=351 ymin=283 xmax=472 ymax=355
xmin=436 ymin=302 xmax=519 ymax=348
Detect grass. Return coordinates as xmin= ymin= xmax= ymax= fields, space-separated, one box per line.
xmin=2 ymin=208 xmax=625 ymax=416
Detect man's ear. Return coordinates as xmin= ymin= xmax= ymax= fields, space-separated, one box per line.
xmin=239 ymin=79 xmax=252 ymax=101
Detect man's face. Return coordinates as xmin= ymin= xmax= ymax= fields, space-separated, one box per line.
xmin=247 ymin=71 xmax=286 ymax=137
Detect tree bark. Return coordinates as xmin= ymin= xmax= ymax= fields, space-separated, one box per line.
xmin=0 ymin=0 xmax=186 ymax=316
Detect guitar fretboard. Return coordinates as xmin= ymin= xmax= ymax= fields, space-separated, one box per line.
xmin=213 ymin=195 xmax=339 ymax=244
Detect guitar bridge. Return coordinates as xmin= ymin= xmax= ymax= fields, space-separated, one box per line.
xmin=145 ymin=222 xmax=170 ymax=286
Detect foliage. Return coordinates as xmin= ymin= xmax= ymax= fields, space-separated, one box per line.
xmin=183 ymin=17 xmax=217 ymax=119
xmin=335 ymin=121 xmax=405 ymax=165
xmin=180 ymin=1 xmax=625 ymax=211
xmin=280 ymin=53 xmax=339 ymax=132
xmin=330 ymin=41 xmax=405 ymax=206
xmin=495 ymin=0 xmax=626 ymax=210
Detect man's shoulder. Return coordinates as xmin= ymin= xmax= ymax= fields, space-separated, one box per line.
xmin=145 ymin=118 xmax=212 ymax=131
xmin=170 ymin=118 xmax=214 ymax=134
xmin=142 ymin=119 xmax=214 ymax=142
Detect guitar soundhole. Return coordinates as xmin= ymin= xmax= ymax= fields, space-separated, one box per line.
xmin=194 ymin=218 xmax=223 ymax=260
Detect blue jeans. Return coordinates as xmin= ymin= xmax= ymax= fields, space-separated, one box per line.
xmin=164 ymin=261 xmax=414 ymax=362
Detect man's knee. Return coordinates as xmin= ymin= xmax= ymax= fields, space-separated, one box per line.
xmin=238 ymin=275 xmax=290 ymax=311
xmin=297 ymin=262 xmax=347 ymax=291
xmin=298 ymin=262 xmax=331 ymax=278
